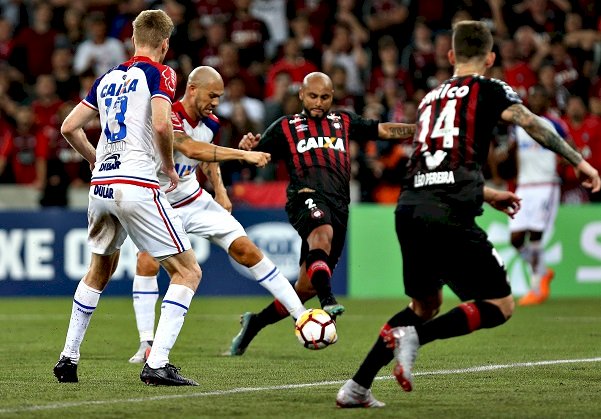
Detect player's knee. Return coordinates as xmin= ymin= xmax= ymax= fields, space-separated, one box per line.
xmin=510 ymin=233 xmax=525 ymax=250
xmin=137 ymin=251 xmax=160 ymax=276
xmin=228 ymin=237 xmax=263 ymax=267
xmin=472 ymin=299 xmax=512 ymax=329
xmin=411 ymin=296 xmax=442 ymax=321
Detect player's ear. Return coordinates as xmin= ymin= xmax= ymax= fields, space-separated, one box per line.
xmin=448 ymin=50 xmax=456 ymax=66
xmin=485 ymin=51 xmax=496 ymax=68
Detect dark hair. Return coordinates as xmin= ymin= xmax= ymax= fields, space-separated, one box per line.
xmin=452 ymin=20 xmax=493 ymax=62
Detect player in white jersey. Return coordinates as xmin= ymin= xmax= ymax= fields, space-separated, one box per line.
xmin=509 ymin=85 xmax=565 ymax=306
xmin=129 ymin=66 xmax=308 ymax=363
xmin=53 ymin=10 xmax=201 ymax=386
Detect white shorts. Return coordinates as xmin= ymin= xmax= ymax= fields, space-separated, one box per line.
xmin=176 ymin=190 xmax=246 ymax=252
xmin=509 ymin=184 xmax=560 ymax=233
xmin=88 ymin=184 xmax=190 ymax=259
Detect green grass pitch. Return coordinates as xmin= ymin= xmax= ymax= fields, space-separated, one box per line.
xmin=0 ymin=296 xmax=600 ymax=418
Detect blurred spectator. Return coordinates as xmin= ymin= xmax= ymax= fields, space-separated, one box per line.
xmin=548 ymin=33 xmax=582 ymax=95
xmin=590 ymin=77 xmax=601 ymax=117
xmin=560 ymin=95 xmax=601 ymax=202
xmin=322 ymin=22 xmax=368 ymax=96
xmin=287 ymin=0 xmax=334 ymax=47
xmin=510 ymin=0 xmax=569 ymax=35
xmin=216 ymin=42 xmax=263 ymax=99
xmin=265 ymin=37 xmax=318 ymax=99
xmin=334 ymin=0 xmax=369 ymax=46
xmin=264 ymin=71 xmax=293 ymax=126
xmin=368 ymin=35 xmax=413 ymax=109
xmin=108 ymin=0 xmax=147 ymax=42
xmin=59 ymin=7 xmax=85 ymax=47
xmin=330 ymin=64 xmax=361 ymax=113
xmin=196 ymin=0 xmax=236 ymax=27
xmin=289 ymin=12 xmax=322 ymax=68
xmin=217 ymin=76 xmax=265 ymax=131
xmin=498 ymin=37 xmax=539 ymax=98
xmin=228 ymin=0 xmax=270 ymax=71
xmin=363 ymin=0 xmax=416 ymax=51
xmin=538 ymin=63 xmax=570 ymax=113
xmin=199 ymin=21 xmax=228 ymax=68
xmin=11 ymin=3 xmax=58 ymax=82
xmin=30 ymin=75 xmax=64 ymax=130
xmin=51 ymin=47 xmax=80 ymax=102
xmin=400 ymin=18 xmax=435 ymax=92
xmin=0 ymin=17 xmax=14 ymax=64
xmin=73 ymin=12 xmax=127 ymax=77
xmin=250 ymin=0 xmax=288 ymax=60
xmin=0 ymin=106 xmax=45 ymax=187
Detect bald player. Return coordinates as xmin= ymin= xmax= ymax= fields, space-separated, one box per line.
xmin=228 ymin=71 xmax=416 ymax=356
xmin=129 ymin=66 xmax=307 ymax=363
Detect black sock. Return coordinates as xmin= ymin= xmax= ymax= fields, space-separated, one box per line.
xmin=353 ymin=307 xmax=423 ymax=389
xmin=305 ymin=249 xmax=334 ymax=306
xmin=256 ymin=301 xmax=289 ymax=327
xmin=416 ymin=301 xmax=507 ymax=345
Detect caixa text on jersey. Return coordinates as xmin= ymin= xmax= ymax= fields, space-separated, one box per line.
xmin=296 ymin=136 xmax=345 ymax=153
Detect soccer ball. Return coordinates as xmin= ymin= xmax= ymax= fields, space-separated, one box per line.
xmin=295 ymin=308 xmax=338 ymax=350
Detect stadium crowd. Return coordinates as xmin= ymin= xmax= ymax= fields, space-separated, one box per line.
xmin=0 ymin=0 xmax=599 ymax=206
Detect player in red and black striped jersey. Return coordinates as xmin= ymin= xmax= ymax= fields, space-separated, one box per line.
xmin=337 ymin=21 xmax=600 ymax=407
xmin=227 ymin=72 xmax=415 ymax=356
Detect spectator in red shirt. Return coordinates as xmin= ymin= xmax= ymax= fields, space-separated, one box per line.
xmin=30 ymin=74 xmax=64 ymax=130
xmin=199 ymin=22 xmax=228 ymax=68
xmin=11 ymin=3 xmax=58 ymax=82
xmin=264 ymin=38 xmax=318 ymax=99
xmin=217 ymin=42 xmax=263 ymax=99
xmin=228 ymin=0 xmax=270 ymax=69
xmin=368 ymin=35 xmax=413 ymax=104
xmin=589 ymin=77 xmax=601 ymax=117
xmin=0 ymin=18 xmax=14 ymax=64
xmin=0 ymin=106 xmax=46 ymax=186
xmin=561 ymin=95 xmax=601 ymax=202
xmin=196 ymin=0 xmax=236 ymax=27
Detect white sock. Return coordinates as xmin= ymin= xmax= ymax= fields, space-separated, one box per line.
xmin=133 ymin=275 xmax=159 ymax=342
xmin=60 ymin=280 xmax=102 ymax=364
xmin=249 ymin=257 xmax=306 ymax=319
xmin=146 ymin=284 xmax=195 ymax=369
xmin=530 ymin=241 xmax=543 ymax=290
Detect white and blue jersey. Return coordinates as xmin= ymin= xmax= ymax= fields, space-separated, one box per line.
xmin=84 ymin=55 xmax=177 ymax=189
xmin=164 ymin=100 xmax=220 ymax=207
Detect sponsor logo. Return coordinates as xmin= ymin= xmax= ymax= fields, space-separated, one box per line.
xmin=162 ymin=68 xmax=176 ymax=94
xmin=98 ymin=154 xmax=121 ymax=171
xmin=297 ymin=136 xmax=345 ymax=153
xmin=311 ymin=208 xmax=324 ymax=219
xmin=413 ymin=170 xmax=455 ymax=188
xmin=295 ymin=124 xmax=308 ymax=132
xmin=92 ymin=185 xmax=115 ymax=199
xmin=289 ymin=115 xmax=305 ymax=125
xmin=100 ymin=79 xmax=138 ymax=98
xmin=326 ymin=113 xmax=341 ymax=122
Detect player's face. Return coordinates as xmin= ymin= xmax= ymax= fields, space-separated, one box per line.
xmin=300 ymin=82 xmax=333 ymax=118
xmin=194 ymin=79 xmax=224 ymax=118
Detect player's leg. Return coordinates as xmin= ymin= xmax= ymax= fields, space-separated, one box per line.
xmin=129 ymin=251 xmax=161 ymax=363
xmin=54 ymin=251 xmax=120 ymax=383
xmin=140 ymin=248 xmax=201 ymax=386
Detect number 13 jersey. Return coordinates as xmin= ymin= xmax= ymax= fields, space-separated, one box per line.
xmin=83 ymin=55 xmax=177 ymax=189
xmin=399 ymin=75 xmax=522 ymax=216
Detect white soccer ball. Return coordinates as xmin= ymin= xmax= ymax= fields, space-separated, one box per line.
xmin=294 ymin=308 xmax=338 ymax=350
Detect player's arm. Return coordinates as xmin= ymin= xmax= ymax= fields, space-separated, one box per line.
xmin=60 ymin=102 xmax=99 ymax=170
xmin=152 ymin=97 xmax=177 ymax=192
xmin=483 ymin=186 xmax=521 ymax=219
xmin=174 ymin=131 xmax=270 ymax=167
xmin=199 ymin=161 xmax=232 ymax=212
xmin=501 ymin=103 xmax=601 ymax=192
xmin=377 ymin=123 xmax=416 ymax=139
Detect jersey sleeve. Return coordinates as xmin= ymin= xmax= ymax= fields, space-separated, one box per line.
xmin=82 ymin=76 xmax=102 ymax=110
xmin=171 ymin=109 xmax=185 ymax=132
xmin=201 ymin=114 xmax=220 ymax=143
xmin=149 ymin=65 xmax=177 ymax=102
xmin=347 ymin=111 xmax=379 ymax=142
xmin=487 ymin=78 xmax=523 ymax=117
xmin=256 ymin=116 xmax=286 ymax=156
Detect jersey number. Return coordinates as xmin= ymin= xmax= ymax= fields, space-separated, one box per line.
xmin=305 ymin=198 xmax=316 ymax=209
xmin=104 ymin=96 xmax=128 ymax=142
xmin=417 ymin=100 xmax=459 ymax=170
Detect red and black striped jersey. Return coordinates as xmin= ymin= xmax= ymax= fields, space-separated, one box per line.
xmin=256 ymin=111 xmax=379 ymax=207
xmin=399 ymin=75 xmax=522 ymax=215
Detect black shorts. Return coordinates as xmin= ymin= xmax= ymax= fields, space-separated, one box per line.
xmin=395 ymin=204 xmax=511 ymax=301
xmin=285 ymin=191 xmax=348 ymax=269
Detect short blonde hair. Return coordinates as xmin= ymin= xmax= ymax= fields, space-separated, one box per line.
xmin=132 ymin=10 xmax=174 ymax=49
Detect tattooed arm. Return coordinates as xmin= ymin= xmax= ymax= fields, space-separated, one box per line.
xmin=200 ymin=161 xmax=232 ymax=212
xmin=501 ymin=104 xmax=601 ymax=192
xmin=378 ymin=123 xmax=416 ymax=139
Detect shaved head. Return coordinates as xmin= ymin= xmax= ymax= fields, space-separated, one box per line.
xmin=302 ymin=72 xmax=333 ymax=90
xmin=188 ymin=66 xmax=222 ymax=87
xmin=299 ymin=72 xmax=334 ymax=118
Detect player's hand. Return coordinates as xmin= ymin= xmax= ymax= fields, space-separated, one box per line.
xmin=576 ymin=160 xmax=601 ymax=193
xmin=486 ymin=189 xmax=521 ymax=218
xmin=239 ymin=132 xmax=261 ymax=150
xmin=161 ymin=164 xmax=179 ymax=193
xmin=244 ymin=151 xmax=271 ymax=168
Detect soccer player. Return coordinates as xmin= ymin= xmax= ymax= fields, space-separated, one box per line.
xmin=53 ymin=10 xmax=202 ymax=386
xmin=336 ymin=20 xmax=600 ymax=407
xmin=227 ymin=71 xmax=416 ymax=356
xmin=509 ymin=85 xmax=566 ymax=306
xmin=129 ymin=66 xmax=307 ymax=363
